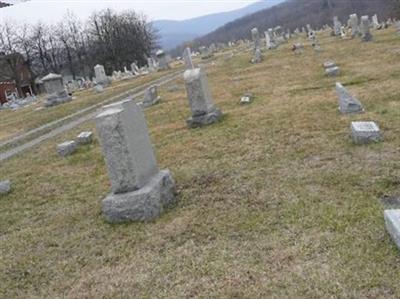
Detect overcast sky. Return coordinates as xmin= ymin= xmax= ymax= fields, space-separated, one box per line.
xmin=0 ymin=0 xmax=260 ymax=23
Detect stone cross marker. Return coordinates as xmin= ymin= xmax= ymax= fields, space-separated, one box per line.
xmin=95 ymin=99 xmax=176 ymax=222
xmin=183 ymin=47 xmax=194 ymax=70
xmin=183 ymin=67 xmax=223 ymax=128
xmin=336 ymin=82 xmax=364 ymax=114
xmin=42 ymin=73 xmax=72 ymax=107
xmin=360 ymin=16 xmax=373 ymax=42
xmin=351 ymin=121 xmax=382 ymax=144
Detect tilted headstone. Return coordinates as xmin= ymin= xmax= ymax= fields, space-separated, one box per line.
xmin=265 ymin=30 xmax=277 ymax=49
xmin=42 ymin=73 xmax=72 ymax=107
xmin=336 ymin=82 xmax=363 ymax=114
xmin=94 ymin=64 xmax=111 ymax=86
xmin=95 ymin=99 xmax=176 ymax=222
xmin=183 ymin=68 xmax=223 ymax=128
xmin=360 ymin=16 xmax=373 ymax=41
xmin=142 ymin=85 xmax=161 ymax=108
xmin=351 ymin=121 xmax=382 ymax=144
xmin=384 ymin=210 xmax=400 ymax=249
xmin=183 ymin=47 xmax=195 ymax=70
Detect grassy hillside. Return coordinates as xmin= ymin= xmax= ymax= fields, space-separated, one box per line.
xmin=1 ymin=28 xmax=400 ymax=297
xmin=191 ymin=0 xmax=400 ymax=47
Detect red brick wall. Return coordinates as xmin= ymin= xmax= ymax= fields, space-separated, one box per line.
xmin=0 ymin=81 xmax=16 ymax=104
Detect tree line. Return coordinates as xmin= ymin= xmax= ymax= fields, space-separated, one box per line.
xmin=0 ymin=9 xmax=158 ymax=96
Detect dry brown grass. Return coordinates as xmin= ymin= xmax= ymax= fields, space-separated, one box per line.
xmin=1 ymin=28 xmax=400 ymax=298
xmin=0 ymin=69 xmax=175 ymax=142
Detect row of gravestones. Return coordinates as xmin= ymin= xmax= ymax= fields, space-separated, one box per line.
xmin=49 ymin=48 xmax=221 ymax=223
xmin=41 ymin=53 xmax=171 ymax=108
xmin=323 ymin=58 xmax=400 ymax=251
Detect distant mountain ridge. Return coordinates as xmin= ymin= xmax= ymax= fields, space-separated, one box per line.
xmin=153 ymin=0 xmax=284 ymax=49
xmin=192 ymin=0 xmax=400 ymax=47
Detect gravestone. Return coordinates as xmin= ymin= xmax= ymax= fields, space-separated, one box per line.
xmin=42 ymin=73 xmax=72 ymax=107
xmin=199 ymin=46 xmax=213 ymax=60
xmin=349 ymin=14 xmax=360 ymax=38
xmin=94 ymin=85 xmax=104 ymax=93
xmin=95 ymin=99 xmax=176 ymax=223
xmin=0 ymin=180 xmax=11 ymax=195
xmin=384 ymin=210 xmax=400 ymax=249
xmin=265 ymin=30 xmax=277 ymax=49
xmin=142 ymin=85 xmax=161 ymax=108
xmin=252 ymin=48 xmax=263 ymax=64
xmin=94 ymin=64 xmax=111 ymax=86
xmin=156 ymin=50 xmax=170 ymax=70
xmin=333 ymin=16 xmax=342 ymax=36
xmin=251 ymin=27 xmax=260 ymax=50
xmin=57 ymin=141 xmax=77 ymax=157
xmin=323 ymin=61 xmax=336 ymax=69
xmin=77 ymin=131 xmax=93 ymax=145
xmin=372 ymin=14 xmax=380 ymax=29
xmin=183 ymin=68 xmax=223 ymax=128
xmin=131 ymin=62 xmax=140 ymax=75
xmin=360 ymin=16 xmax=373 ymax=41
xmin=183 ymin=47 xmax=195 ymax=70
xmin=326 ymin=66 xmax=340 ymax=76
xmin=351 ymin=121 xmax=382 ymax=144
xmin=336 ymin=82 xmax=363 ymax=114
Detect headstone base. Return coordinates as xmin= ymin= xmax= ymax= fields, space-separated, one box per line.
xmin=384 ymin=209 xmax=400 ymax=249
xmin=102 ymin=170 xmax=176 ymax=223
xmin=45 ymin=91 xmax=72 ymax=107
xmin=351 ymin=121 xmax=382 ymax=144
xmin=186 ymin=108 xmax=223 ymax=128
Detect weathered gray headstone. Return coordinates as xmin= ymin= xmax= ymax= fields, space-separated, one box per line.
xmin=323 ymin=61 xmax=336 ymax=69
xmin=372 ymin=14 xmax=380 ymax=29
xmin=95 ymin=99 xmax=176 ymax=222
xmin=42 ymin=73 xmax=72 ymax=107
xmin=333 ymin=16 xmax=342 ymax=36
xmin=0 ymin=180 xmax=11 ymax=195
xmin=156 ymin=50 xmax=170 ymax=70
xmin=183 ymin=68 xmax=222 ymax=128
xmin=94 ymin=64 xmax=111 ymax=86
xmin=57 ymin=140 xmax=77 ymax=157
xmin=251 ymin=27 xmax=260 ymax=50
xmin=384 ymin=210 xmax=400 ymax=249
xmin=360 ymin=16 xmax=373 ymax=42
xmin=94 ymin=85 xmax=104 ymax=93
xmin=77 ymin=131 xmax=93 ymax=145
xmin=336 ymin=82 xmax=364 ymax=114
xmin=142 ymin=85 xmax=161 ymax=108
xmin=252 ymin=48 xmax=263 ymax=64
xmin=349 ymin=14 xmax=360 ymax=38
xmin=326 ymin=66 xmax=341 ymax=76
xmin=351 ymin=121 xmax=382 ymax=144
xmin=183 ymin=47 xmax=194 ymax=70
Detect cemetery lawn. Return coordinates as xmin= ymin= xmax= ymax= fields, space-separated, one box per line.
xmin=0 ymin=69 xmax=176 ymax=143
xmin=2 ymin=29 xmax=400 ymax=298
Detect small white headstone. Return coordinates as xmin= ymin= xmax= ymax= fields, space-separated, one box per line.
xmin=351 ymin=121 xmax=382 ymax=144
